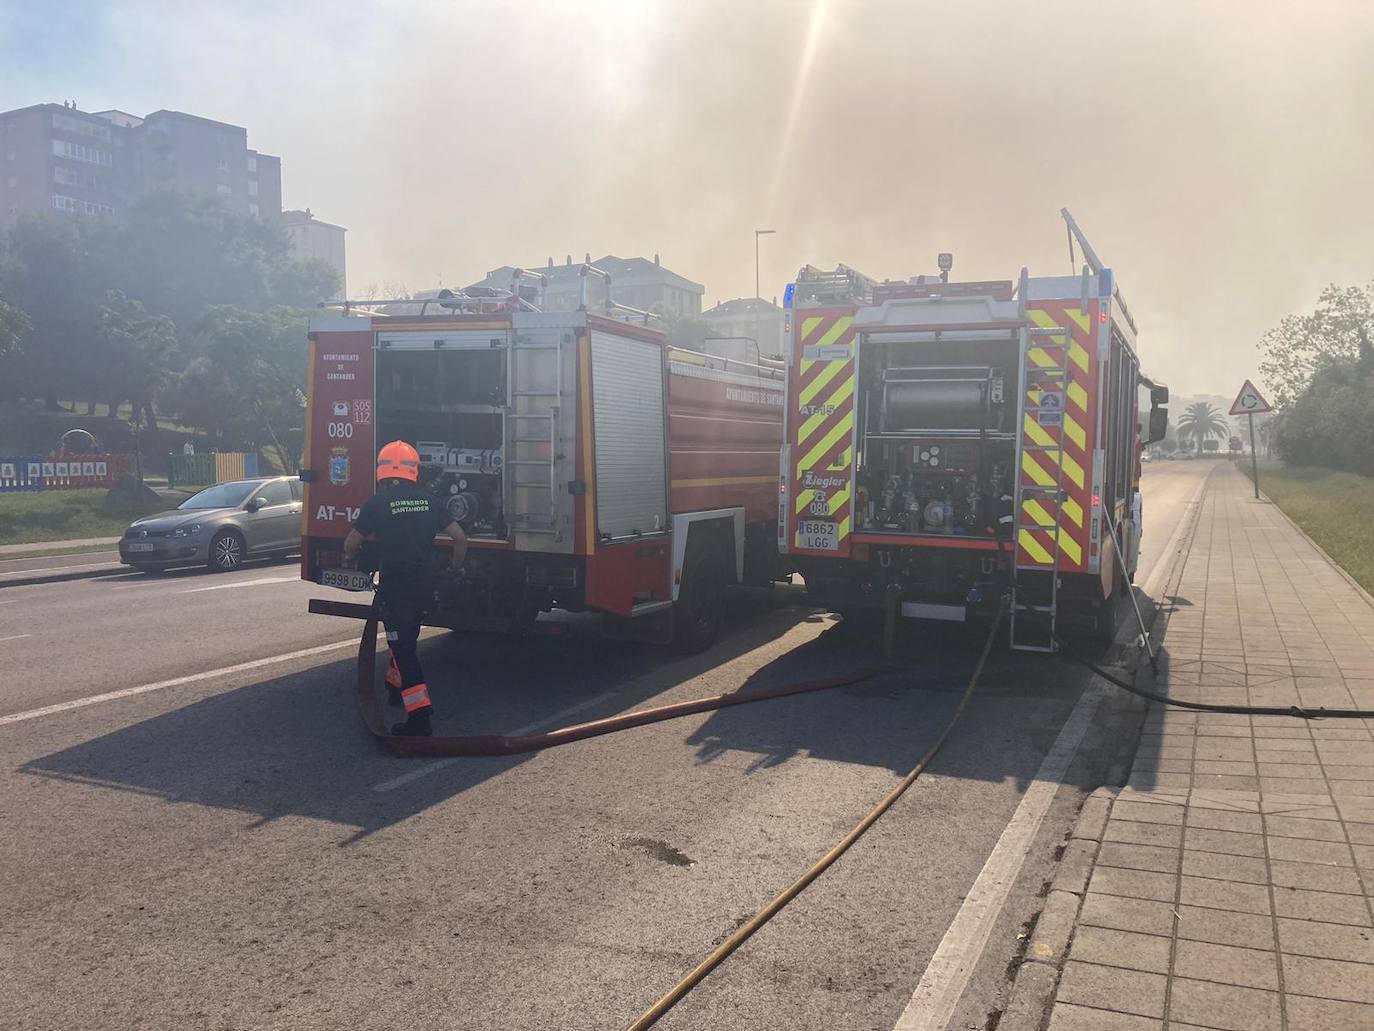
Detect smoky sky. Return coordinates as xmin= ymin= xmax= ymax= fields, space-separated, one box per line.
xmin=5 ymin=0 xmax=1373 ymax=396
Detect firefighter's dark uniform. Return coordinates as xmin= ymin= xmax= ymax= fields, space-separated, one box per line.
xmin=352 ymin=482 xmax=450 ymax=728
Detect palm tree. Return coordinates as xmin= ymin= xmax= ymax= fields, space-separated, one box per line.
xmin=1177 ymin=402 xmax=1228 ymax=451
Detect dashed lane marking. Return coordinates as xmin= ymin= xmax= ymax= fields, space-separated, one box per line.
xmin=369 ymin=690 xmax=616 ymax=793
xmin=181 ymin=575 xmax=300 ymax=594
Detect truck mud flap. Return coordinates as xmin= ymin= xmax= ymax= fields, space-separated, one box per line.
xmin=348 ymin=602 xmax=889 ymax=759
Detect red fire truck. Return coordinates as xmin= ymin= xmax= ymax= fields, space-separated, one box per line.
xmin=300 ymin=277 xmax=787 ymax=650
xmin=777 ymin=213 xmax=1167 ymax=649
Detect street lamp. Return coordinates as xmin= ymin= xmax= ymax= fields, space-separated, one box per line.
xmin=754 ymin=229 xmax=776 ymax=299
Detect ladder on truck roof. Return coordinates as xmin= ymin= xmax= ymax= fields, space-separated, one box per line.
xmin=506 ymin=333 xmax=563 ymax=538
xmin=1009 ymin=319 xmax=1073 ymax=653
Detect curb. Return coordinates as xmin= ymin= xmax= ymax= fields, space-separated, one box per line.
xmin=0 ymin=560 xmax=127 ymax=589
xmin=998 ymin=469 xmax=1207 ymax=1031
xmin=998 ymin=786 xmax=1117 ymax=1031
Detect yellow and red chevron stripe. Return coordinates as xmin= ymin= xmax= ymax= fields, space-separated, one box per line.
xmin=789 ymin=309 xmax=858 ymax=552
xmin=1017 ymin=302 xmax=1097 ymax=572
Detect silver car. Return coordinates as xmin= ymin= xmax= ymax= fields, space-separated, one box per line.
xmin=119 ymin=476 xmax=303 ymax=574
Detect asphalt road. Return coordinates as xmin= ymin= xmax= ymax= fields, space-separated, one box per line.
xmin=0 ymin=461 xmax=1211 ymax=1031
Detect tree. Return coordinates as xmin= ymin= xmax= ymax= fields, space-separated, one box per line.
xmin=1 ymin=189 xmax=337 ymax=440
xmin=175 ymin=306 xmax=310 ymax=469
xmin=0 ymin=294 xmax=28 ymax=360
xmin=0 ymin=214 xmax=111 ymax=409
xmin=1177 ymin=402 xmax=1228 ymax=451
xmin=1259 ymin=281 xmax=1374 ymax=408
xmin=97 ymin=290 xmax=179 ymax=445
xmin=0 ymin=294 xmax=30 ymax=404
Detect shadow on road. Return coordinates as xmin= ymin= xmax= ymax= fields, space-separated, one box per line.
xmin=18 ymin=586 xmax=821 ymax=835
xmin=20 ymin=583 xmax=1146 ymax=837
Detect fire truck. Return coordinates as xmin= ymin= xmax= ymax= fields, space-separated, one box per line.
xmin=778 ymin=212 xmax=1168 ymax=650
xmin=299 ymin=270 xmax=787 ymax=651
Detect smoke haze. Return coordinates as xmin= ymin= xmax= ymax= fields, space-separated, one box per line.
xmin=4 ymin=0 xmax=1373 ymax=395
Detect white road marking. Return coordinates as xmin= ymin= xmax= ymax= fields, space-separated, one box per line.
xmin=370 ymin=690 xmax=616 ymax=793
xmin=370 ymin=758 xmax=459 ymax=793
xmin=507 ymin=690 xmax=613 ymax=736
xmin=0 ymin=634 xmax=32 ymax=643
xmin=0 ymin=634 xmax=378 ymax=727
xmin=1141 ymin=466 xmax=1210 ymax=600
xmin=181 ymin=575 xmax=300 ymax=594
xmin=893 ymin=682 xmax=1105 ymax=1031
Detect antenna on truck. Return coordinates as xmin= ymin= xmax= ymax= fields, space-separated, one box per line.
xmin=1060 ymin=208 xmax=1103 ymax=274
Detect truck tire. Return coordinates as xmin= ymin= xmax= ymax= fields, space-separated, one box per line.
xmin=1092 ymin=588 xmax=1119 ymax=644
xmin=672 ymin=534 xmax=727 ymax=653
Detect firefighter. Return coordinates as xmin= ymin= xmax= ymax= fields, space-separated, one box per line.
xmin=342 ymin=440 xmax=467 ymax=736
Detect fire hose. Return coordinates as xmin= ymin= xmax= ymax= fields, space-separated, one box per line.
xmin=351 ymin=604 xmax=891 ymax=759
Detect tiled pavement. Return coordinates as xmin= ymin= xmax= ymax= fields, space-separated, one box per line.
xmin=1047 ymin=465 xmax=1374 ymax=1031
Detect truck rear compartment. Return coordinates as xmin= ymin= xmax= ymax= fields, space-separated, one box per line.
xmin=855 ymin=336 xmax=1017 ymax=544
xmin=375 ymin=347 xmax=509 ymax=541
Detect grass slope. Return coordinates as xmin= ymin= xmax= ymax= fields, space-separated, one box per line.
xmin=0 ymin=488 xmax=162 ymax=545
xmin=1253 ymin=463 xmax=1374 ymax=597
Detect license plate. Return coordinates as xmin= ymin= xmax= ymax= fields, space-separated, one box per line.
xmin=126 ymin=542 xmax=155 ymax=553
xmin=797 ymin=520 xmax=839 ymax=551
xmin=319 ymin=567 xmax=373 ymax=592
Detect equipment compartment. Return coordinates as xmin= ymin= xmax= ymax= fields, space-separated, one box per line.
xmin=856 ymin=338 xmax=1017 ymax=539
xmin=375 ymin=348 xmax=508 ymax=539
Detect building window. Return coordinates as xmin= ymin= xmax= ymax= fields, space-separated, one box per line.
xmin=247 ymin=180 xmax=258 ymax=196
xmin=217 ymin=158 xmax=230 ymax=174
xmin=248 ymin=202 xmax=260 ymax=218
xmin=216 ymin=183 xmax=232 ymax=196
xmin=51 ymin=112 xmax=112 ymax=141
xmin=50 ymin=139 xmax=113 ymax=167
xmin=246 ymin=155 xmax=257 ymax=173
xmin=51 ymin=194 xmax=112 ymax=215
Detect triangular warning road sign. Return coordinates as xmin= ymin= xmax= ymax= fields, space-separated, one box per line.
xmin=1229 ymin=379 xmax=1272 ymax=416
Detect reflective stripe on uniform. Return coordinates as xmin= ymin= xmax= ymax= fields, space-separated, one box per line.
xmin=385 ymin=656 xmax=402 ymax=689
xmin=400 ymin=684 xmax=432 ymax=713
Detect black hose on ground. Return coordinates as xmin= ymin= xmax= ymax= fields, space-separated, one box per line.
xmin=1056 ymin=636 xmax=1374 ymax=720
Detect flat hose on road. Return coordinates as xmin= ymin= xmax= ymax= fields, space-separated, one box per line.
xmin=623 ymin=599 xmax=1006 ymax=1031
xmin=353 ymin=608 xmax=890 ymax=759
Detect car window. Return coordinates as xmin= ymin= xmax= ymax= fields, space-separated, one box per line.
xmin=289 ymin=480 xmax=303 ymax=501
xmin=180 ymin=481 xmax=255 ymax=509
xmin=256 ymin=481 xmax=292 ymax=506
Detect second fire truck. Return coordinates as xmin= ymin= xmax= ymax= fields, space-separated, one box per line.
xmin=778 ymin=212 xmax=1167 ymax=649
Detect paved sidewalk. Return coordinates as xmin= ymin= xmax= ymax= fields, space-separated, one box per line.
xmin=1048 ymin=464 xmax=1374 ymax=1031
xmin=0 ymin=536 xmax=120 ymax=557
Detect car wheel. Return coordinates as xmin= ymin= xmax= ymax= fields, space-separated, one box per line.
xmin=208 ymin=530 xmax=245 ymax=572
